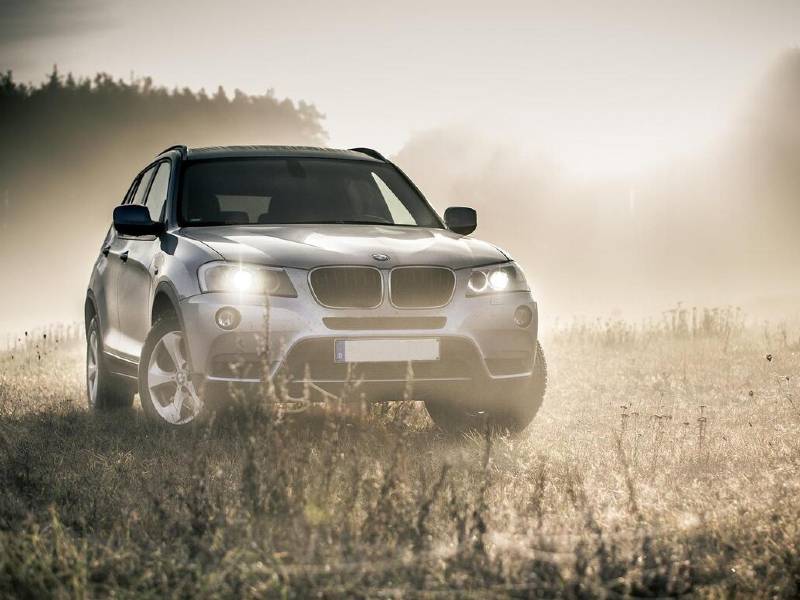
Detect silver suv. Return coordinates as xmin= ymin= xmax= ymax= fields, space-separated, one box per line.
xmin=85 ymin=145 xmax=546 ymax=432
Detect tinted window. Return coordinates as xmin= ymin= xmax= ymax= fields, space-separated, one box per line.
xmin=178 ymin=158 xmax=441 ymax=228
xmin=145 ymin=162 xmax=171 ymax=222
xmin=131 ymin=167 xmax=156 ymax=206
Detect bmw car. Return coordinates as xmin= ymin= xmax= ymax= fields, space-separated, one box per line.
xmin=85 ymin=145 xmax=546 ymax=432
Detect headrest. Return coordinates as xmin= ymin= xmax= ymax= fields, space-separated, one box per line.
xmin=186 ymin=191 xmax=221 ymax=223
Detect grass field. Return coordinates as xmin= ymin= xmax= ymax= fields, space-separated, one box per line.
xmin=1 ymin=314 xmax=799 ymax=598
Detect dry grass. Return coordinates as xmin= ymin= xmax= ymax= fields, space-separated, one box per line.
xmin=1 ymin=317 xmax=799 ymax=598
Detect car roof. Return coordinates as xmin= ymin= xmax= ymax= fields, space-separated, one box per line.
xmin=181 ymin=145 xmax=382 ymax=162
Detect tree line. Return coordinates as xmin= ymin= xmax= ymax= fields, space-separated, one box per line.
xmin=0 ymin=67 xmax=328 ymax=326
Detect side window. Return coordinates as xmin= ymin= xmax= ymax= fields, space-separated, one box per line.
xmin=145 ymin=162 xmax=172 ymax=222
xmin=123 ymin=177 xmax=139 ymax=204
xmin=131 ymin=166 xmax=156 ymax=206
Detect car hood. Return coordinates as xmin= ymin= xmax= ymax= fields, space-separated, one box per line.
xmin=181 ymin=224 xmax=509 ymax=270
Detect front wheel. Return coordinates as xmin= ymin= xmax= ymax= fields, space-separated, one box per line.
xmin=139 ymin=317 xmax=204 ymax=426
xmin=425 ymin=341 xmax=548 ymax=434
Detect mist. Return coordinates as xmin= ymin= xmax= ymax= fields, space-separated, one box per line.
xmin=5 ymin=5 xmax=800 ymax=594
xmin=0 ymin=71 xmax=326 ymax=332
xmin=3 ymin=51 xmax=800 ymax=334
xmin=394 ymin=50 xmax=800 ymax=321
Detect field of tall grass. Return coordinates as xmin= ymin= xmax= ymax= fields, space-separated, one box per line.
xmin=1 ymin=311 xmax=799 ymax=597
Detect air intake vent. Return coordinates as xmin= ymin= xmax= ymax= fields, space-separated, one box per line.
xmin=309 ymin=267 xmax=383 ymax=308
xmin=323 ymin=317 xmax=447 ymax=330
xmin=390 ymin=267 xmax=455 ymax=308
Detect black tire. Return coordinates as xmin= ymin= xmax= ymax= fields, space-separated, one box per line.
xmin=425 ymin=341 xmax=548 ymax=434
xmin=138 ymin=317 xmax=204 ymax=426
xmin=86 ymin=316 xmax=135 ymax=411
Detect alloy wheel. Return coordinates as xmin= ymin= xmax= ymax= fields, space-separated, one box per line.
xmin=87 ymin=328 xmax=99 ymax=407
xmin=146 ymin=331 xmax=202 ymax=424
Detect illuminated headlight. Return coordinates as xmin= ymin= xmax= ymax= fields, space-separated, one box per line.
xmin=198 ymin=262 xmax=297 ymax=296
xmin=466 ymin=262 xmax=529 ymax=296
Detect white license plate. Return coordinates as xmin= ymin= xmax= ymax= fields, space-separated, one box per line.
xmin=334 ymin=338 xmax=440 ymax=363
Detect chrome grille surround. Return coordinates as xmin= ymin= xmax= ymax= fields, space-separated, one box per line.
xmin=389 ymin=266 xmax=456 ymax=309
xmin=308 ymin=266 xmax=383 ymax=309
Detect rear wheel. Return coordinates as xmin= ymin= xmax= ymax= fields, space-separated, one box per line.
xmin=425 ymin=341 xmax=548 ymax=434
xmin=139 ymin=317 xmax=204 ymax=426
xmin=86 ymin=316 xmax=135 ymax=411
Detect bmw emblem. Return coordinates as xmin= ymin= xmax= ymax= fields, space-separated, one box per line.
xmin=372 ymin=253 xmax=390 ymax=262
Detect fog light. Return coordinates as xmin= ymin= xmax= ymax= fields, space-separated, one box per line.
xmin=514 ymin=305 xmax=533 ymax=328
xmin=215 ymin=307 xmax=241 ymax=330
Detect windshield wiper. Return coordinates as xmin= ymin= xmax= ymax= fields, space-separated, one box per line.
xmin=186 ymin=219 xmax=412 ymax=227
xmin=307 ymin=220 xmax=406 ymax=226
xmin=184 ymin=221 xmax=242 ymax=227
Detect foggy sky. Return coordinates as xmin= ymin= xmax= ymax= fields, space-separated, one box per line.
xmin=2 ymin=0 xmax=800 ymax=334
xmin=0 ymin=0 xmax=106 ymax=44
xmin=3 ymin=0 xmax=800 ymax=177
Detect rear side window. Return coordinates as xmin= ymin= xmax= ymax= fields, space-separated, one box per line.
xmin=145 ymin=162 xmax=171 ymax=222
xmin=131 ymin=166 xmax=156 ymax=206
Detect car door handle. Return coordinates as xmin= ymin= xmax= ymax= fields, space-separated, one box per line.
xmin=120 ymin=251 xmax=129 ymax=262
xmin=102 ymin=244 xmax=111 ymax=256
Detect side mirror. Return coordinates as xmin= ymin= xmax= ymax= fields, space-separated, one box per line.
xmin=113 ymin=204 xmax=164 ymax=236
xmin=444 ymin=206 xmax=477 ymax=236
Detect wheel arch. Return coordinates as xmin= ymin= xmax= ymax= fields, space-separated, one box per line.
xmin=151 ymin=281 xmax=183 ymax=328
xmin=84 ymin=291 xmax=98 ymax=334
xmin=149 ymin=281 xmax=195 ymax=374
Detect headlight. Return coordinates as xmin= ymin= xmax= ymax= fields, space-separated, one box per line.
xmin=198 ymin=262 xmax=297 ymax=297
xmin=466 ymin=262 xmax=529 ymax=296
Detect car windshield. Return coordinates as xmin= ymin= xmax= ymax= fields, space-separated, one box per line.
xmin=178 ymin=157 xmax=442 ymax=228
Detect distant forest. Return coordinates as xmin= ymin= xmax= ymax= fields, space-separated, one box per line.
xmin=0 ymin=68 xmax=327 ymax=326
xmin=0 ymin=67 xmax=326 ymax=222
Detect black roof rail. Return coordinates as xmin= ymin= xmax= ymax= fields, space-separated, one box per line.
xmin=157 ymin=144 xmax=188 ymax=158
xmin=349 ymin=147 xmax=387 ymax=161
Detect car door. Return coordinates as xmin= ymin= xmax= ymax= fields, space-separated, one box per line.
xmin=98 ymin=169 xmax=154 ymax=356
xmin=94 ymin=224 xmax=125 ymax=354
xmin=116 ymin=160 xmax=172 ymax=359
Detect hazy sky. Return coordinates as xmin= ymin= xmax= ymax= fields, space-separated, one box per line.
xmin=3 ymin=0 xmax=800 ymax=176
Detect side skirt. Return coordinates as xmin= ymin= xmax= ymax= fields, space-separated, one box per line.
xmin=104 ymin=351 xmax=139 ymax=380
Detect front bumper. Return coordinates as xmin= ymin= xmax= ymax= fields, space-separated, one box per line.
xmin=178 ymin=267 xmax=538 ymax=399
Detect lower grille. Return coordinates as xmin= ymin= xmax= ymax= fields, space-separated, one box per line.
xmin=280 ymin=338 xmax=479 ymax=382
xmin=390 ymin=267 xmax=455 ymax=308
xmin=485 ymin=354 xmax=532 ymax=376
xmin=209 ymin=355 xmax=265 ymax=379
xmin=309 ymin=267 xmax=382 ymax=308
